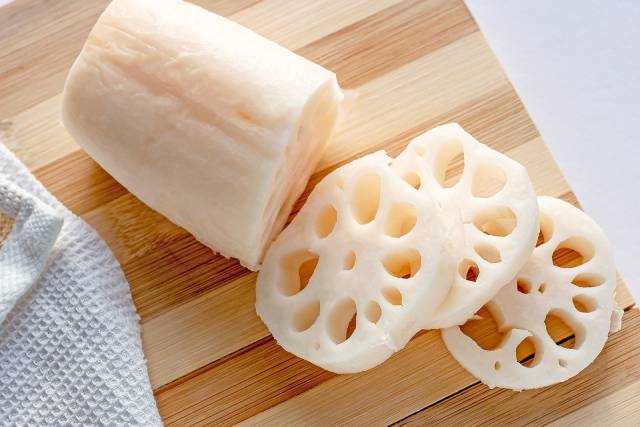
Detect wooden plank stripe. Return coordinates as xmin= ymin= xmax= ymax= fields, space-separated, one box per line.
xmin=0 ymin=0 xmax=109 ymax=118
xmin=0 ymin=94 xmax=79 ymax=171
xmin=191 ymin=0 xmax=261 ymax=18
xmin=396 ymin=308 xmax=640 ymax=427
xmin=549 ymin=381 xmax=640 ymax=426
xmin=156 ymin=338 xmax=333 ymax=426
xmin=125 ymin=234 xmax=246 ymax=321
xmin=142 ymin=272 xmax=265 ymax=388
xmin=232 ymin=0 xmax=403 ymax=52
xmin=316 ymin=31 xmax=507 ymax=171
xmin=33 ymin=150 xmax=128 ymax=215
xmin=296 ymin=0 xmax=475 ymax=89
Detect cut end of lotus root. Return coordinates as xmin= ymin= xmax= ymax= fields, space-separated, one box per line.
xmin=442 ymin=196 xmax=618 ymax=390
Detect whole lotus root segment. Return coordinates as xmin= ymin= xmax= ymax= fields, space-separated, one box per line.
xmin=391 ymin=123 xmax=539 ymax=328
xmin=442 ymin=196 xmax=619 ymax=390
xmin=256 ymin=152 xmax=456 ymax=373
xmin=61 ymin=0 xmax=343 ymax=270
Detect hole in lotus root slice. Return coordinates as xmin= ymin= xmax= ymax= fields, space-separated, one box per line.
xmin=382 ymin=248 xmax=421 ymax=279
xmin=328 ymin=298 xmax=357 ymax=344
xmin=458 ymin=259 xmax=480 ymax=282
xmin=572 ymin=273 xmax=605 ymax=288
xmin=343 ymin=250 xmax=356 ymax=270
xmin=516 ymin=336 xmax=539 ymax=368
xmin=293 ymin=300 xmax=320 ymax=332
xmin=351 ymin=174 xmax=381 ymax=225
xmin=545 ymin=311 xmax=577 ymax=350
xmin=460 ymin=305 xmax=505 ymax=351
xmin=385 ymin=203 xmax=417 ymax=238
xmin=399 ymin=170 xmax=421 ymax=190
xmin=473 ymin=206 xmax=517 ymax=237
xmin=536 ymin=213 xmax=554 ymax=247
xmin=364 ymin=301 xmax=382 ymax=324
xmin=538 ymin=282 xmax=546 ymax=294
xmin=382 ymin=286 xmax=403 ymax=306
xmin=346 ymin=313 xmax=357 ymax=340
xmin=573 ymin=295 xmax=598 ymax=313
xmin=552 ymin=236 xmax=595 ymax=268
xmin=516 ymin=278 xmax=532 ymax=294
xmin=434 ymin=138 xmax=465 ymax=188
xmin=280 ymin=251 xmax=319 ymax=296
xmin=474 ymin=243 xmax=501 ymax=264
xmin=472 ymin=165 xmax=506 ymax=198
xmin=316 ymin=204 xmax=338 ymax=238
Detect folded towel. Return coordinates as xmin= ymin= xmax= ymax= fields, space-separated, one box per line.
xmin=0 ymin=143 xmax=161 ymax=426
xmin=0 ymin=177 xmax=63 ymax=324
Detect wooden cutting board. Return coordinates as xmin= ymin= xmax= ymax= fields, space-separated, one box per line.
xmin=1 ymin=0 xmax=637 ymax=425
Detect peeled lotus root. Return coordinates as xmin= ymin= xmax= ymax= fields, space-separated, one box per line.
xmin=442 ymin=196 xmax=619 ymax=390
xmin=256 ymin=151 xmax=456 ymax=373
xmin=392 ymin=123 xmax=539 ymax=328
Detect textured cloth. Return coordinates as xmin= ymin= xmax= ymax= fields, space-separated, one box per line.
xmin=0 ymin=178 xmax=63 ymax=324
xmin=0 ymin=143 xmax=162 ymax=426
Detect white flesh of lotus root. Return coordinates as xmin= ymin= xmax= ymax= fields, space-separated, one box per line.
xmin=442 ymin=196 xmax=618 ymax=390
xmin=391 ymin=123 xmax=538 ymax=328
xmin=256 ymin=151 xmax=455 ymax=373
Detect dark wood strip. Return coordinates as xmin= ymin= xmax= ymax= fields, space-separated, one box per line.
xmin=559 ymin=190 xmax=580 ymax=207
xmin=34 ymin=150 xmax=128 ymax=215
xmin=125 ymin=234 xmax=247 ymax=321
xmin=156 ymin=337 xmax=334 ymax=426
xmin=297 ymin=0 xmax=476 ymax=88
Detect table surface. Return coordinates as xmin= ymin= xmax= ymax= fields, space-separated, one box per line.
xmin=0 ymin=0 xmax=637 ymax=425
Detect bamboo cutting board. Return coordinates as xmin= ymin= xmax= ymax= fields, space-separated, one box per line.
xmin=1 ymin=0 xmax=638 ymax=425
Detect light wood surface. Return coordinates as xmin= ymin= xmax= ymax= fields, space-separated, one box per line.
xmin=0 ymin=0 xmax=636 ymax=425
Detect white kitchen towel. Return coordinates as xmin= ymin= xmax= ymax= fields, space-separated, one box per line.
xmin=0 ymin=177 xmax=63 ymax=324
xmin=0 ymin=142 xmax=161 ymax=425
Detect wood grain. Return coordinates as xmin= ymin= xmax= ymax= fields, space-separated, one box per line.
xmin=0 ymin=0 xmax=636 ymax=425
xmin=396 ymin=308 xmax=640 ymax=427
